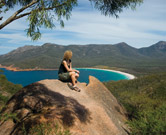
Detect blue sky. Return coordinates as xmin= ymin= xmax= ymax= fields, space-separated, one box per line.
xmin=0 ymin=0 xmax=166 ymax=54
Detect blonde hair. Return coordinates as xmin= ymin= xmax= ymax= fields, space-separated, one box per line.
xmin=63 ymin=50 xmax=72 ymax=60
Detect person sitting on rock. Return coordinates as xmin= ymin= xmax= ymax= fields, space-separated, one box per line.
xmin=58 ymin=50 xmax=81 ymax=92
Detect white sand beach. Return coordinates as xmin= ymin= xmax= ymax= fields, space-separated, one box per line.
xmin=104 ymin=69 xmax=135 ymax=80
xmin=76 ymin=68 xmax=135 ymax=80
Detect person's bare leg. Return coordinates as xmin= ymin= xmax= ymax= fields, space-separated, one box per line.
xmin=75 ymin=73 xmax=79 ymax=82
xmin=69 ymin=72 xmax=76 ymax=86
xmin=68 ymin=72 xmax=81 ymax=92
xmin=71 ymin=74 xmax=76 ymax=86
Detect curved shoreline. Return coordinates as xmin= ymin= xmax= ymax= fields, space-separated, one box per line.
xmin=0 ymin=65 xmax=135 ymax=80
xmin=76 ymin=67 xmax=135 ymax=80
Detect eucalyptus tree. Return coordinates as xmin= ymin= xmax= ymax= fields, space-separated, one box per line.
xmin=0 ymin=0 xmax=143 ymax=40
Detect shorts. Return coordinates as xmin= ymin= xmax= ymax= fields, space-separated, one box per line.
xmin=58 ymin=72 xmax=71 ymax=81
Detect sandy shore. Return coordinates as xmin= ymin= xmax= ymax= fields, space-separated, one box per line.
xmin=0 ymin=64 xmax=58 ymax=71
xmin=104 ymin=69 xmax=135 ymax=80
xmin=76 ymin=67 xmax=135 ymax=80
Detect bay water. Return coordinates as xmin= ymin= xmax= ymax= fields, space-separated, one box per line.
xmin=0 ymin=68 xmax=128 ymax=86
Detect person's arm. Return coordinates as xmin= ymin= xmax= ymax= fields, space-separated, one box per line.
xmin=74 ymin=69 xmax=80 ymax=74
xmin=70 ymin=62 xmax=80 ymax=74
xmin=70 ymin=62 xmax=72 ymax=70
xmin=63 ymin=60 xmax=80 ymax=73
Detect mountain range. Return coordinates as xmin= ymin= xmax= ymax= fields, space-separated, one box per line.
xmin=0 ymin=41 xmax=166 ymax=70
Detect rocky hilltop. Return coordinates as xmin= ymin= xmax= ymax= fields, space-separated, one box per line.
xmin=0 ymin=76 xmax=129 ymax=135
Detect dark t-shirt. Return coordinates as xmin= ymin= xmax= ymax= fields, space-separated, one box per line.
xmin=58 ymin=59 xmax=71 ymax=74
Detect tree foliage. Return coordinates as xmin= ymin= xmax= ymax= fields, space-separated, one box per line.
xmin=90 ymin=0 xmax=143 ymax=17
xmin=0 ymin=0 xmax=143 ymax=40
xmin=0 ymin=0 xmax=77 ymax=40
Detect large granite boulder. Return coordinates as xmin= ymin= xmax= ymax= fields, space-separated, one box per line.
xmin=0 ymin=76 xmax=129 ymax=135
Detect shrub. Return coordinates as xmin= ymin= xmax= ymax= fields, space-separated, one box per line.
xmin=128 ymin=104 xmax=166 ymax=135
xmin=104 ymin=72 xmax=166 ymax=134
xmin=23 ymin=121 xmax=71 ymax=135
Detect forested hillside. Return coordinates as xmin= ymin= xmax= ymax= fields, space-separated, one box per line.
xmin=0 ymin=41 xmax=166 ymax=74
xmin=104 ymin=72 xmax=166 ymax=134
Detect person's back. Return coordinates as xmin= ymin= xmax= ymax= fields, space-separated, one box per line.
xmin=58 ymin=59 xmax=71 ymax=82
xmin=58 ymin=59 xmax=71 ymax=74
xmin=58 ymin=50 xmax=81 ymax=92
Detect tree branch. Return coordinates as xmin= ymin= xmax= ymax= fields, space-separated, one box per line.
xmin=14 ymin=0 xmax=37 ymax=16
xmin=15 ymin=2 xmax=68 ymax=20
xmin=15 ymin=12 xmax=31 ymax=20
xmin=0 ymin=1 xmax=68 ymax=29
xmin=40 ymin=2 xmax=67 ymax=11
xmin=0 ymin=0 xmax=37 ymax=29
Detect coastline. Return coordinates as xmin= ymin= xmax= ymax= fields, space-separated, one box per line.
xmin=0 ymin=65 xmax=135 ymax=80
xmin=76 ymin=67 xmax=135 ymax=80
xmin=0 ymin=64 xmax=58 ymax=71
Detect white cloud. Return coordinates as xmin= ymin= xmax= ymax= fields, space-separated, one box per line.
xmin=57 ymin=9 xmax=166 ymax=47
xmin=0 ymin=0 xmax=165 ymax=54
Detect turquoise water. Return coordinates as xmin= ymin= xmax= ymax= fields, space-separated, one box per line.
xmin=0 ymin=68 xmax=129 ymax=86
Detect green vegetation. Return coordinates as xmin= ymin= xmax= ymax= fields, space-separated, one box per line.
xmin=0 ymin=72 xmax=22 ymax=132
xmin=0 ymin=72 xmax=22 ymax=109
xmin=104 ymin=72 xmax=166 ymax=134
xmin=0 ymin=112 xmax=19 ymax=124
xmin=128 ymin=104 xmax=166 ymax=135
xmin=0 ymin=70 xmax=22 ymax=131
xmin=0 ymin=113 xmax=72 ymax=135
xmin=90 ymin=0 xmax=143 ymax=17
xmin=26 ymin=121 xmax=71 ymax=135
